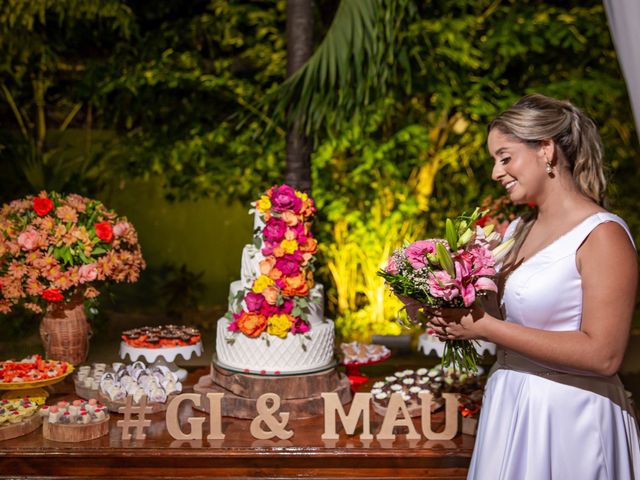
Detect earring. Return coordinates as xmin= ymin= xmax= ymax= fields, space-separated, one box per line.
xmin=545 ymin=162 xmax=553 ymax=175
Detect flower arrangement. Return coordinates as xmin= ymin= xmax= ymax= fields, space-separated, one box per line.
xmin=227 ymin=184 xmax=318 ymax=340
xmin=0 ymin=192 xmax=145 ymax=314
xmin=378 ymin=208 xmax=514 ymax=371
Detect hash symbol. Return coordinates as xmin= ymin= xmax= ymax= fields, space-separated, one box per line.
xmin=117 ymin=395 xmax=153 ymax=440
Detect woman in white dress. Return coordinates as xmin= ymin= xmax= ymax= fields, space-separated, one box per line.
xmin=427 ymin=93 xmax=640 ymax=479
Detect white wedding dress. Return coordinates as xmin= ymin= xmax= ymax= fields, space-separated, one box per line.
xmin=468 ymin=212 xmax=640 ymax=480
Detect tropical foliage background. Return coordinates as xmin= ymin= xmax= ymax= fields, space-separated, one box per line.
xmin=1 ymin=0 xmax=638 ymax=340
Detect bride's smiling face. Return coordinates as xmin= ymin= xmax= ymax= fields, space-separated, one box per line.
xmin=488 ymin=128 xmax=548 ymax=204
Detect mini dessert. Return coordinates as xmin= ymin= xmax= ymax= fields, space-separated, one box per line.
xmin=41 ymin=397 xmax=107 ymax=425
xmin=0 ymin=398 xmax=39 ymax=426
xmin=370 ymin=365 xmax=485 ymax=415
xmin=0 ymin=355 xmax=71 ymax=384
xmin=98 ymin=361 xmax=182 ymax=406
xmin=340 ymin=342 xmax=391 ymax=365
xmin=121 ymin=325 xmax=201 ymax=349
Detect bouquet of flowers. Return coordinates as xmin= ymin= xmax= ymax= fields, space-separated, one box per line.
xmin=378 ymin=208 xmax=514 ymax=371
xmin=0 ymin=192 xmax=145 ymax=314
xmin=226 ymin=184 xmax=319 ymax=341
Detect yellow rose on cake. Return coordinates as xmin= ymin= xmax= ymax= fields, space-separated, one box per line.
xmin=267 ymin=314 xmax=294 ymax=338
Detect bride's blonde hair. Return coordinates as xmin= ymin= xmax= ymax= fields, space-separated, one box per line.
xmin=488 ymin=93 xmax=607 ymax=269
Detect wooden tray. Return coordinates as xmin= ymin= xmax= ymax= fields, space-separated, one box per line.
xmin=96 ymin=392 xmax=176 ymax=414
xmin=43 ymin=416 xmax=109 ymax=443
xmin=73 ymin=378 xmax=98 ymax=401
xmin=0 ymin=413 xmax=42 ymax=442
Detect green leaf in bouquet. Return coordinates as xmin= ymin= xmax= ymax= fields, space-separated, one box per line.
xmin=291 ymin=306 xmax=303 ymax=317
xmin=436 ymin=242 xmax=455 ymax=277
xmin=445 ymin=218 xmax=458 ymax=251
xmin=91 ymin=247 xmax=106 ymax=255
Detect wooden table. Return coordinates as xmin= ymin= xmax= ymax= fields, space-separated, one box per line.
xmin=0 ymin=368 xmax=474 ymax=479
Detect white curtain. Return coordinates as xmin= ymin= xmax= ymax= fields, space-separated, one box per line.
xmin=604 ymin=0 xmax=640 ymax=140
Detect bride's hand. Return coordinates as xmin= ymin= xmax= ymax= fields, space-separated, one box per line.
xmin=425 ymin=303 xmax=488 ymax=340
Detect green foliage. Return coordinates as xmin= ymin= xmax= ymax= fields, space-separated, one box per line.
xmin=1 ymin=0 xmax=638 ymax=336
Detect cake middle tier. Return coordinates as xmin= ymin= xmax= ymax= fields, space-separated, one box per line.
xmin=215 ymin=317 xmax=335 ymax=375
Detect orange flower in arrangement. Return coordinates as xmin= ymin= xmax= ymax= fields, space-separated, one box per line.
xmin=282 ymin=273 xmax=309 ymax=297
xmin=236 ymin=312 xmax=268 ymax=337
xmin=0 ymin=191 xmax=145 ymax=315
xmin=298 ymin=237 xmax=318 ymax=254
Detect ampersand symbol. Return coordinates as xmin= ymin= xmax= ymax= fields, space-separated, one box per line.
xmin=250 ymin=393 xmax=294 ymax=440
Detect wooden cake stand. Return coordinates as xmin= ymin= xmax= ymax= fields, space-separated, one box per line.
xmin=194 ymin=356 xmax=352 ymax=419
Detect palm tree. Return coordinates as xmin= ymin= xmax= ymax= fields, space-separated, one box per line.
xmin=278 ymin=0 xmax=414 ymax=193
xmin=285 ymin=0 xmax=314 ymax=193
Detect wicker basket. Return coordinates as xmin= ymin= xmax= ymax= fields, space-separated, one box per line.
xmin=39 ymin=296 xmax=92 ymax=365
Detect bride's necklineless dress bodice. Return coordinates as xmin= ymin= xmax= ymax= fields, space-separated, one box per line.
xmin=501 ymin=212 xmax=635 ymax=333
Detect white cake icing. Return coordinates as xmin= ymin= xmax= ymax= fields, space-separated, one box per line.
xmin=215 ymin=317 xmax=335 ymax=374
xmin=215 ymin=204 xmax=335 ymax=374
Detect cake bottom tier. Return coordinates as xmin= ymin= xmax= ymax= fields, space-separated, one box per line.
xmin=215 ymin=318 xmax=335 ymax=375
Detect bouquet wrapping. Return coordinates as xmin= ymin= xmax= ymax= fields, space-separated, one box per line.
xmin=378 ymin=208 xmax=514 ymax=371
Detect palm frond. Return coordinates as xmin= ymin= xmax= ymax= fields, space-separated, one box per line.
xmin=266 ymin=0 xmax=415 ymax=136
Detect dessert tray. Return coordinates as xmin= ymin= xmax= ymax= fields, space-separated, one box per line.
xmin=0 ymin=355 xmax=74 ymax=394
xmin=339 ymin=342 xmax=392 ymax=386
xmin=41 ymin=398 xmax=109 ymax=442
xmin=119 ymin=325 xmax=203 ymax=381
xmin=74 ymin=362 xmax=182 ymax=413
xmin=370 ymin=365 xmax=485 ymax=417
xmin=0 ymin=398 xmax=42 ymax=442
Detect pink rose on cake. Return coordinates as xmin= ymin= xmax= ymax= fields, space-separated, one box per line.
xmin=263 ymin=218 xmax=287 ymax=243
xmin=244 ymin=291 xmax=265 ymax=312
xmin=270 ymin=185 xmax=302 ymax=213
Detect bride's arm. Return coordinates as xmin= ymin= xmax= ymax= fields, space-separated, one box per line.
xmin=434 ymin=221 xmax=637 ymax=376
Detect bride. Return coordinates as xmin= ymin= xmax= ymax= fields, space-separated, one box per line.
xmin=426 ymin=93 xmax=640 ymax=479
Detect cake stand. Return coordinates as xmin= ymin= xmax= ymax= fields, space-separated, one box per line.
xmin=0 ymin=363 xmax=74 ymax=399
xmin=341 ymin=352 xmax=392 ymax=388
xmin=418 ymin=333 xmax=497 ymax=358
xmin=119 ymin=342 xmax=202 ymax=381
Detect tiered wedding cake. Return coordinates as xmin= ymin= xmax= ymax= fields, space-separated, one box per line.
xmin=215 ymin=185 xmax=335 ymax=375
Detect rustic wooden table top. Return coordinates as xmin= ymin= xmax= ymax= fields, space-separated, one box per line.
xmin=0 ymin=366 xmax=475 ymax=479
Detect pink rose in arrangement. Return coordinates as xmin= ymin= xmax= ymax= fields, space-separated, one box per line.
xmin=406 ymin=240 xmax=436 ymax=269
xmin=281 ymin=298 xmax=294 ymax=314
xmin=291 ymin=318 xmax=310 ymax=334
xmin=244 ymin=291 xmax=265 ymax=312
xmin=113 ymin=221 xmax=130 ymax=238
xmin=78 ymin=263 xmax=98 ymax=284
xmin=263 ymin=218 xmax=287 ymax=243
xmin=17 ymin=229 xmax=40 ymax=251
xmin=259 ymin=302 xmax=279 ymax=318
xmin=427 ymin=270 xmax=459 ymax=302
xmin=270 ymin=185 xmax=302 ymax=213
xmin=385 ymin=255 xmax=399 ymax=274
xmin=275 ymin=256 xmax=301 ymax=276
